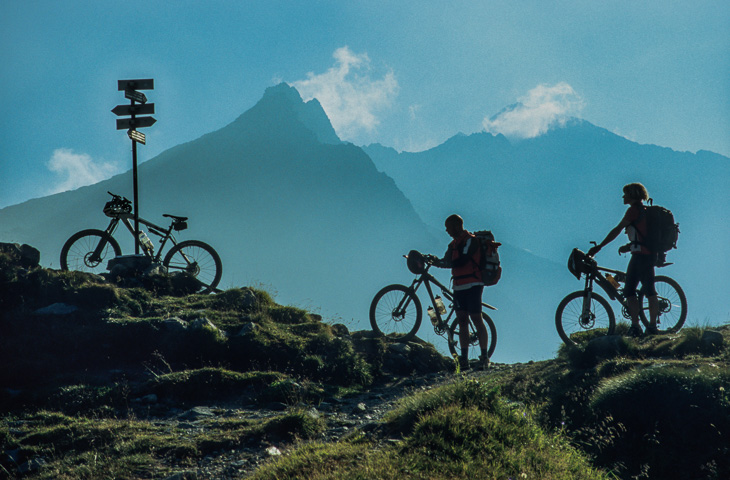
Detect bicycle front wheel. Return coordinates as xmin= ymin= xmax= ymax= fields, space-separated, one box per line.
xmin=163 ymin=240 xmax=222 ymax=294
xmin=369 ymin=284 xmax=422 ymax=342
xmin=556 ymin=291 xmax=616 ymax=347
xmin=639 ymin=275 xmax=687 ymax=333
xmin=60 ymin=229 xmax=121 ymax=275
xmin=447 ymin=312 xmax=497 ymax=361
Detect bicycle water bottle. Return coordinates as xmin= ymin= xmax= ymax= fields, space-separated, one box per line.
xmin=138 ymin=231 xmax=154 ymax=254
xmin=434 ymin=296 xmax=446 ymax=315
xmin=606 ymin=274 xmax=620 ymax=289
xmin=427 ymin=306 xmax=438 ymax=326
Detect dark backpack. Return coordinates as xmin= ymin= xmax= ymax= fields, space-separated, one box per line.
xmin=473 ymin=230 xmax=502 ymax=286
xmin=640 ymin=203 xmax=679 ymax=254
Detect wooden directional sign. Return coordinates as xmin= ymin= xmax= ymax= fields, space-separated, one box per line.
xmin=111 ymin=103 xmax=155 ymax=116
xmin=116 ymin=116 xmax=157 ymax=130
xmin=127 ymin=129 xmax=146 ymax=144
xmin=117 ymin=79 xmax=154 ymax=91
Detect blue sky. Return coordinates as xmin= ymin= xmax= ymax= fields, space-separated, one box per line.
xmin=1 ymin=0 xmax=728 ymax=208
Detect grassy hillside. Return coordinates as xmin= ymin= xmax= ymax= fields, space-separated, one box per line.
xmin=1 ymin=243 xmax=729 ymax=479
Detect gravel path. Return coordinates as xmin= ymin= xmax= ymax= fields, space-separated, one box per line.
xmin=155 ymin=363 xmax=517 ymax=479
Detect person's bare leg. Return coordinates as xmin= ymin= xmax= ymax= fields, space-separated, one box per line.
xmin=470 ymin=311 xmax=489 ymax=368
xmin=627 ymin=297 xmax=643 ymax=336
xmin=457 ymin=311 xmax=470 ymax=370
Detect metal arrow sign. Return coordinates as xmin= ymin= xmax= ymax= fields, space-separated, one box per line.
xmin=111 ymin=103 xmax=155 ymax=116
xmin=117 ymin=79 xmax=154 ymax=91
xmin=116 ymin=116 xmax=157 ymax=130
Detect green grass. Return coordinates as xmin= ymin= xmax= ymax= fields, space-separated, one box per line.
xmin=492 ymin=325 xmax=730 ymax=480
xmin=1 ymin=407 xmax=326 ymax=480
xmin=3 ymin=255 xmax=730 ymax=479
xmin=250 ymin=379 xmax=610 ymax=480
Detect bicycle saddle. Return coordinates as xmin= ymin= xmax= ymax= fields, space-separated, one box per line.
xmin=163 ymin=214 xmax=188 ymax=222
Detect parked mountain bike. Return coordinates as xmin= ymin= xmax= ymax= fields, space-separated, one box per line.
xmin=556 ymin=247 xmax=687 ymax=346
xmin=60 ymin=192 xmax=222 ymax=293
xmin=369 ymin=250 xmax=497 ymax=362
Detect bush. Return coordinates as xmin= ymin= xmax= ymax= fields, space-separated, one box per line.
xmin=148 ymin=368 xmax=283 ymax=404
xmin=590 ymin=366 xmax=730 ymax=478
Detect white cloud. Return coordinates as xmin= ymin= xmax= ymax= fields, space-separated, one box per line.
xmin=47 ymin=148 xmax=120 ymax=194
xmin=482 ymin=83 xmax=584 ymax=139
xmin=291 ymin=46 xmax=398 ymax=142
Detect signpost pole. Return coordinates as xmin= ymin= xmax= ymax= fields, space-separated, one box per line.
xmin=112 ymin=78 xmax=155 ymax=256
xmin=132 ymin=130 xmax=140 ymax=254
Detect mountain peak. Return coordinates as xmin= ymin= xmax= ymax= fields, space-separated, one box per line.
xmin=262 ymin=82 xmax=304 ymax=103
xmin=244 ymin=83 xmax=341 ymax=145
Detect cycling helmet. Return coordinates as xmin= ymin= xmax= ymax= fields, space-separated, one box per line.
xmin=567 ymin=248 xmax=595 ymax=279
xmin=407 ymin=250 xmax=426 ymax=275
xmin=103 ymin=199 xmax=132 ymax=217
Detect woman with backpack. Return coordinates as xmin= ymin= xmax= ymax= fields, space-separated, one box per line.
xmin=587 ymin=183 xmax=659 ymax=336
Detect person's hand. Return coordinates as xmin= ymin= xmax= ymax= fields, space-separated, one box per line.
xmin=618 ymin=244 xmax=631 ymax=254
xmin=424 ymin=254 xmax=438 ymax=264
xmin=587 ymin=245 xmax=601 ymax=257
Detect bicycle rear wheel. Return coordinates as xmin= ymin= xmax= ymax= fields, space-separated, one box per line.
xmin=60 ymin=229 xmax=121 ymax=275
xmin=369 ymin=284 xmax=422 ymax=342
xmin=163 ymin=240 xmax=222 ymax=294
xmin=555 ymin=291 xmax=616 ymax=347
xmin=447 ymin=312 xmax=497 ymax=361
xmin=639 ymin=275 xmax=687 ymax=333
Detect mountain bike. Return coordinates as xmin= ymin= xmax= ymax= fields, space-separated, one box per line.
xmin=60 ymin=192 xmax=222 ymax=293
xmin=369 ymin=250 xmax=497 ymax=362
xmin=556 ymin=248 xmax=687 ymax=346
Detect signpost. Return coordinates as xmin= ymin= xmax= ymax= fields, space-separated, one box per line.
xmin=112 ymin=78 xmax=156 ymax=254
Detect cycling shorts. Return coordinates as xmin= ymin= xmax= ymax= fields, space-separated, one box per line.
xmin=453 ymin=285 xmax=484 ymax=314
xmin=623 ymin=253 xmax=658 ymax=299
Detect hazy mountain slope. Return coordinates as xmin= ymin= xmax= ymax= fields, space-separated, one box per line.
xmin=0 ymin=84 xmax=438 ymax=342
xmin=364 ymin=120 xmax=730 ymax=336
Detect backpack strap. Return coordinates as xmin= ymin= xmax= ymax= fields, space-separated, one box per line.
xmin=629 ymin=203 xmax=648 ymax=249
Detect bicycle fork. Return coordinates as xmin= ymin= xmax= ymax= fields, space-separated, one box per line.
xmin=580 ymin=276 xmax=597 ymax=328
xmin=89 ymin=219 xmax=120 ymax=264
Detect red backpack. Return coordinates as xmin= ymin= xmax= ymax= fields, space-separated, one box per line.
xmin=473 ymin=230 xmax=502 ymax=286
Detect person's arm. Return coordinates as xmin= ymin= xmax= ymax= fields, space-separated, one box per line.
xmin=588 ymin=210 xmax=634 ymax=257
xmin=431 ymin=247 xmax=453 ymax=268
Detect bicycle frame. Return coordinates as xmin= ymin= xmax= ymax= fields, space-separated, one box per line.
xmin=400 ymin=264 xmax=496 ymax=334
xmin=99 ymin=213 xmax=178 ymax=263
xmin=578 ymin=264 xmax=630 ymax=319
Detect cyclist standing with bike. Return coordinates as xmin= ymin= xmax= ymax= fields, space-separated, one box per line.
xmin=430 ymin=214 xmax=489 ymax=370
xmin=587 ymin=183 xmax=659 ymax=337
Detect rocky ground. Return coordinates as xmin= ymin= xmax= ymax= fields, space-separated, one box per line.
xmin=133 ymin=363 xmax=516 ymax=480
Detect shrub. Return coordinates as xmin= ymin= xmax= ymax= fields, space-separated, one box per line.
xmin=385 ymin=379 xmax=498 ymax=435
xmin=590 ymin=366 xmax=730 ymax=478
xmin=148 ymin=368 xmax=283 ymax=404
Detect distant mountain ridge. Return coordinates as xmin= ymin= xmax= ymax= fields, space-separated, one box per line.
xmin=364 ymin=117 xmax=730 ymax=357
xmin=2 ymin=84 xmax=728 ymax=363
xmin=0 ymin=84 xmax=438 ymax=342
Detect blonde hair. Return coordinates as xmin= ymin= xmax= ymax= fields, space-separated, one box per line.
xmin=623 ymin=183 xmax=649 ymax=202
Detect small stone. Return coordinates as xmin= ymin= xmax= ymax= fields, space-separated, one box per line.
xmin=34 ymin=303 xmax=78 ymax=315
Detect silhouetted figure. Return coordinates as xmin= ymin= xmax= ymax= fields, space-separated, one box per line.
xmin=431 ymin=214 xmax=489 ymax=370
xmin=588 ymin=183 xmax=659 ymax=336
